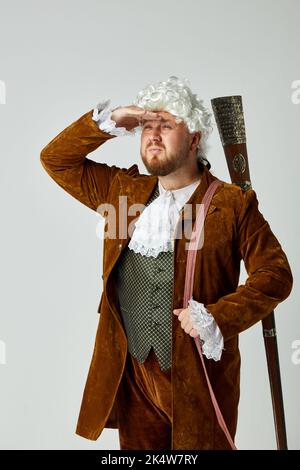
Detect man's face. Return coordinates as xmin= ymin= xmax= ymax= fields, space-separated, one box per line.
xmin=140 ymin=111 xmax=195 ymax=176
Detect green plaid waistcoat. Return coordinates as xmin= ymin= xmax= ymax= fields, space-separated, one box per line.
xmin=115 ymin=183 xmax=174 ymax=371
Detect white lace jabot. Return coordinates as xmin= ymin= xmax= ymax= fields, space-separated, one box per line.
xmin=128 ymin=178 xmax=201 ymax=258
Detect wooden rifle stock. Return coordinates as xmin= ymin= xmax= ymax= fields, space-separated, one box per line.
xmin=210 ymin=96 xmax=287 ymax=450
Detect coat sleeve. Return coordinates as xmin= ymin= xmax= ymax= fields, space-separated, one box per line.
xmin=205 ymin=188 xmax=293 ymax=342
xmin=40 ymin=109 xmax=138 ymax=211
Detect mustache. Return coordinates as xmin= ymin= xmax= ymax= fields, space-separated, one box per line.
xmin=147 ymin=144 xmax=165 ymax=150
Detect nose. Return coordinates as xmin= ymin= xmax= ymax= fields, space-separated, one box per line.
xmin=149 ymin=131 xmax=162 ymax=145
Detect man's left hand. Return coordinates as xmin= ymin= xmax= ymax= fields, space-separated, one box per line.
xmin=173 ymin=307 xmax=199 ymax=338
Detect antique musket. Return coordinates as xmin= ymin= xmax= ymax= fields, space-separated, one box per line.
xmin=210 ymin=96 xmax=288 ymax=450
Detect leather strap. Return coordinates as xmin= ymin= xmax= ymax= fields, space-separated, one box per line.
xmin=183 ymin=179 xmax=237 ymax=451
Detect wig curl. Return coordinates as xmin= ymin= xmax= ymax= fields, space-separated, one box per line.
xmin=133 ymin=75 xmax=213 ymax=167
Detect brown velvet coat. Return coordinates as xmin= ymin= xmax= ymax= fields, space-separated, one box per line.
xmin=40 ymin=109 xmax=293 ymax=450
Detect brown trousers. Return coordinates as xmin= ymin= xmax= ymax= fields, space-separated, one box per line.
xmin=117 ymin=347 xmax=172 ymax=450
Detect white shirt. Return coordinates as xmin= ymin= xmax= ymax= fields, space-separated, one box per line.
xmin=92 ymin=99 xmax=224 ymax=361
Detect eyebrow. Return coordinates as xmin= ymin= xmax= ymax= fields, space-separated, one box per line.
xmin=143 ymin=118 xmax=174 ymax=125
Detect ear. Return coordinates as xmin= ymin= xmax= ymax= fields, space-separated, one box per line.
xmin=190 ymin=131 xmax=201 ymax=152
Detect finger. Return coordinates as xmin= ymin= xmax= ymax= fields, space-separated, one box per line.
xmin=178 ymin=310 xmax=188 ymax=322
xmin=142 ymin=109 xmax=160 ymax=116
xmin=173 ymin=308 xmax=183 ymax=316
xmin=183 ymin=319 xmax=194 ymax=331
xmin=178 ymin=308 xmax=190 ymax=323
xmin=189 ymin=328 xmax=199 ymax=338
xmin=184 ymin=322 xmax=194 ymax=334
xmin=140 ymin=111 xmax=162 ymax=121
xmin=181 ymin=316 xmax=190 ymax=328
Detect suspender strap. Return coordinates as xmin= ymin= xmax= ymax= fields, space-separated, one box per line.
xmin=183 ymin=179 xmax=237 ymax=451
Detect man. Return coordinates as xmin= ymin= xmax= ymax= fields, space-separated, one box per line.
xmin=40 ymin=76 xmax=293 ymax=450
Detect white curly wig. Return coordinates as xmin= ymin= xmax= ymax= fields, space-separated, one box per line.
xmin=133 ymin=75 xmax=213 ymax=167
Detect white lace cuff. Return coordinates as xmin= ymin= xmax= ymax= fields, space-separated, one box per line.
xmin=92 ymin=99 xmax=136 ymax=137
xmin=188 ymin=297 xmax=224 ymax=361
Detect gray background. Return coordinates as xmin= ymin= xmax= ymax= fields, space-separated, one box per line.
xmin=0 ymin=0 xmax=299 ymax=450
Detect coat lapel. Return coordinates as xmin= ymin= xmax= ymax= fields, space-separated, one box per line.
xmin=180 ymin=165 xmax=220 ymax=225
xmin=117 ymin=171 xmax=158 ymax=248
